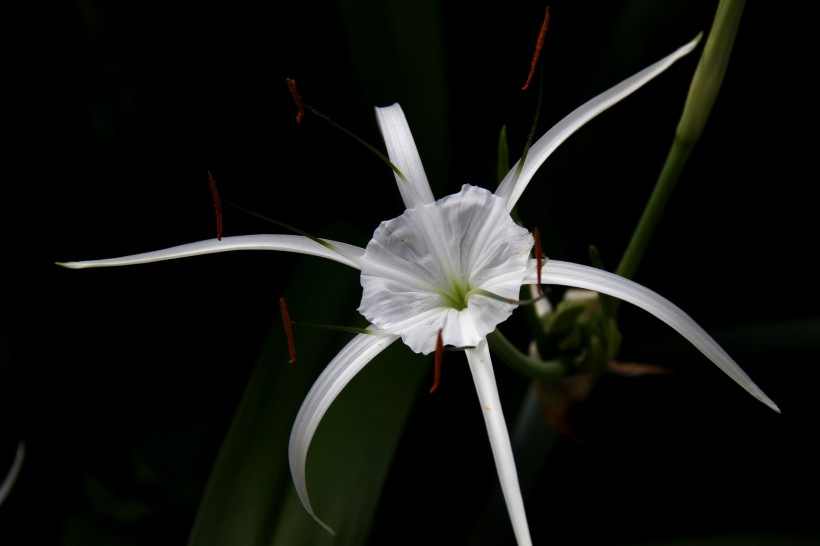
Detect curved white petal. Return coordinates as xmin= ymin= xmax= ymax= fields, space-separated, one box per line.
xmin=359 ymin=185 xmax=532 ymax=354
xmin=375 ymin=104 xmax=436 ymax=209
xmin=496 ymin=36 xmax=700 ymax=212
xmin=466 ymin=341 xmax=532 ymax=546
xmin=527 ymin=260 xmax=780 ymax=412
xmin=57 ymin=234 xmax=365 ymax=270
xmin=0 ymin=441 xmax=24 ymax=507
xmin=288 ymin=331 xmax=399 ymax=533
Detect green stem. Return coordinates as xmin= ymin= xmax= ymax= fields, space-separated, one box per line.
xmin=677 ymin=0 xmax=746 ymax=145
xmin=615 ymin=139 xmax=694 ymax=282
xmin=615 ymin=0 xmax=745 ymax=293
xmin=487 ymin=329 xmax=569 ymax=380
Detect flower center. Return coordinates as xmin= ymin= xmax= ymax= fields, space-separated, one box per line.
xmin=358 ymin=184 xmax=534 ymax=354
xmin=440 ymin=274 xmax=471 ymax=311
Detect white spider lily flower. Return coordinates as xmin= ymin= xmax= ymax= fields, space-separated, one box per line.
xmin=59 ymin=36 xmax=778 ymax=546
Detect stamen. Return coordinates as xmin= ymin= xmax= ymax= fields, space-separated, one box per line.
xmin=217 ymin=200 xmax=361 ymax=269
xmin=291 ymin=320 xmax=384 ymax=336
xmin=226 ymin=200 xmax=360 ymax=266
xmin=429 ymin=329 xmax=444 ymax=394
xmin=208 ymin=171 xmax=223 ymax=241
xmin=510 ymin=38 xmax=546 ymax=190
xmin=281 ymin=81 xmax=407 ymax=181
xmin=522 ymin=5 xmax=550 ymax=91
xmin=279 ymin=296 xmax=296 ymax=363
xmin=517 ymin=292 xmax=550 ymax=306
xmin=302 ymin=103 xmax=407 ymax=182
xmin=471 ymin=288 xmax=521 ymax=306
xmin=534 ymin=226 xmax=543 ymax=295
xmin=474 ymin=287 xmax=547 ymax=307
xmin=286 ymin=78 xmax=305 ymax=124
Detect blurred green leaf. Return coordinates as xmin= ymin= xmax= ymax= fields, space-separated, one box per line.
xmin=268 ymin=342 xmax=425 ymax=546
xmin=188 ymin=246 xmax=427 ymax=546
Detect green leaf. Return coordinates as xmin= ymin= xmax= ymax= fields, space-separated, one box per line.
xmin=188 ymin=253 xmax=427 ymax=546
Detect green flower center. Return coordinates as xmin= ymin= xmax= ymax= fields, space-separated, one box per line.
xmin=439 ymin=274 xmax=471 ymax=311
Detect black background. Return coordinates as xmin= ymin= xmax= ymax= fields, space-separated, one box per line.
xmin=2 ymin=1 xmax=818 ymax=544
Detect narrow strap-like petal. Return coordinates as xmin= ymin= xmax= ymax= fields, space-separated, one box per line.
xmin=465 ymin=341 xmax=533 ymax=546
xmin=0 ymin=440 xmax=24 ymax=507
xmin=57 ymin=234 xmax=365 ymax=270
xmin=495 ymin=36 xmax=700 ymax=212
xmin=288 ymin=331 xmax=399 ymax=533
xmin=375 ymin=104 xmax=436 ymax=209
xmin=527 ymin=260 xmax=780 ymax=412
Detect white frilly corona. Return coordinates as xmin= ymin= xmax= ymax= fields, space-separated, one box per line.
xmin=359 ymin=184 xmax=533 ymax=354
xmin=59 ymin=36 xmax=778 ymax=546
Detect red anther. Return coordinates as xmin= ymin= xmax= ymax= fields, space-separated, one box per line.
xmin=429 ymin=330 xmax=444 ymax=394
xmin=208 ymin=170 xmax=223 ymax=241
xmin=286 ymin=78 xmax=305 ymax=124
xmin=522 ymin=5 xmax=550 ymax=91
xmin=534 ymin=226 xmax=543 ymax=296
xmin=279 ymin=297 xmax=296 ymax=363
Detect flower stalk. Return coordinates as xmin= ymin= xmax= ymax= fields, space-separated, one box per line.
xmin=616 ymin=0 xmax=746 ymax=282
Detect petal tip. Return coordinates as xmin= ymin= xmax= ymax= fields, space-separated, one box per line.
xmin=763 ymin=397 xmax=781 ymax=414
xmin=317 ymin=518 xmax=336 ymax=536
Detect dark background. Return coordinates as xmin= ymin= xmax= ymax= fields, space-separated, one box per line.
xmin=2 ymin=0 xmax=818 ymax=544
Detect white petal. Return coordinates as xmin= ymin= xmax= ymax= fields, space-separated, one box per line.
xmin=359 ymin=185 xmax=532 ymax=354
xmin=288 ymin=331 xmax=399 ymax=533
xmin=495 ymin=36 xmax=700 ymax=212
xmin=0 ymin=441 xmax=24 ymax=507
xmin=466 ymin=341 xmax=532 ymax=546
xmin=528 ymin=260 xmax=780 ymax=412
xmin=57 ymin=234 xmax=364 ymax=270
xmin=375 ymin=104 xmax=436 ymax=209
